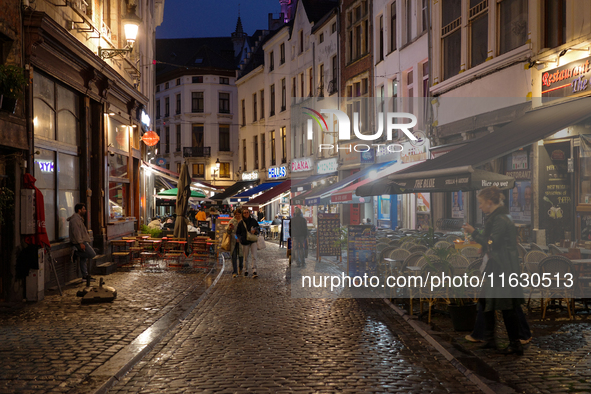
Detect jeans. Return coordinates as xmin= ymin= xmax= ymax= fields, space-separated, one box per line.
xmin=471 ymin=299 xmax=531 ymax=341
xmin=242 ymin=242 xmax=257 ymax=273
xmin=231 ymin=243 xmax=243 ymax=274
xmin=74 ymin=242 xmax=96 ymax=278
xmin=293 ymin=236 xmax=306 ymax=266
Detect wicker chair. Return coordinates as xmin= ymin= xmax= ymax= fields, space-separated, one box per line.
xmin=379 ymin=246 xmax=398 ymax=262
xmin=449 ymin=254 xmax=471 ymax=276
xmin=517 ymin=243 xmax=528 ymax=262
xmin=385 ymin=248 xmax=411 ymax=276
xmin=523 ymin=250 xmax=548 ymax=308
xmin=446 ymin=235 xmax=462 ymax=243
xmin=425 ymin=248 xmax=438 ymax=256
xmin=389 ymin=239 xmax=403 ymax=248
xmin=539 ymin=256 xmax=575 ymax=320
xmin=400 ymin=241 xmax=416 ymax=251
xmin=419 ymin=261 xmax=452 ymax=323
xmin=530 ymin=243 xmax=545 ymax=252
xmin=376 ymin=243 xmax=389 ymax=255
xmin=460 ymin=246 xmax=481 ymax=263
xmin=434 ymin=241 xmax=453 ymax=250
xmin=378 ymin=237 xmax=392 ymax=244
xmin=408 ymin=244 xmax=428 ymax=254
xmin=548 ymin=244 xmax=563 ymax=256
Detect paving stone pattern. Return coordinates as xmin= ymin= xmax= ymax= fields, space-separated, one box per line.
xmin=0 ymin=269 xmax=209 ymax=393
xmin=111 ymin=244 xmax=480 ymax=393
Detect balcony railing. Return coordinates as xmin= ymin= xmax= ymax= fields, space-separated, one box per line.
xmin=183 ymin=146 xmax=211 ymax=158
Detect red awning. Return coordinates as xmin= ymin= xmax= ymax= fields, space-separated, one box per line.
xmin=243 ymin=180 xmax=291 ymax=211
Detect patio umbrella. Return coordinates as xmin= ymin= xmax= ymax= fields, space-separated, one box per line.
xmin=173 ymin=162 xmax=190 ymax=240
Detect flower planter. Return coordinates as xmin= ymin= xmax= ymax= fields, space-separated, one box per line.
xmin=448 ymin=302 xmax=477 ymax=331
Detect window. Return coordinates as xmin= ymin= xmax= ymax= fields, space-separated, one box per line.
xmin=241 ymin=99 xmax=245 ymax=126
xmin=253 ymin=93 xmax=258 ymax=121
xmin=379 ymin=85 xmax=385 ymax=112
xmin=422 ymin=62 xmax=429 ymax=97
xmin=292 ymin=77 xmax=297 ymax=98
xmin=33 ymin=72 xmax=81 ymax=240
xmin=347 ymin=1 xmax=370 ymax=62
xmin=192 ymin=124 xmax=204 ymax=147
xmin=332 ymin=22 xmax=337 ymax=33
xmin=156 ymin=100 xmax=161 ymax=119
xmin=320 ymin=33 xmax=324 ymax=43
xmin=499 ymin=0 xmax=527 ymax=55
xmin=269 ymin=51 xmax=274 ymax=71
xmin=405 ymin=0 xmax=412 ymax=44
xmin=470 ymin=0 xmax=488 ymax=68
xmin=300 ymin=73 xmax=304 ymax=100
xmin=193 ymin=163 xmax=204 ymax=177
xmin=281 ymin=126 xmax=287 ymax=163
xmin=407 ymin=69 xmax=414 ymax=114
xmin=442 ymin=0 xmax=461 ymax=80
xmin=165 ymin=126 xmax=170 ymax=153
xmin=260 ymin=90 xmax=265 ymax=119
xmin=254 ymin=135 xmax=259 ymax=169
xmin=176 ymin=78 xmax=180 ymax=85
xmin=165 ymin=82 xmax=169 ymax=89
xmin=164 ymin=97 xmax=170 ymax=117
xmin=390 ymin=1 xmax=397 ymax=51
xmin=544 ymin=0 xmax=566 ymax=49
xmin=176 ymin=94 xmax=181 ymax=114
xmin=219 ymin=124 xmax=230 ymax=151
xmin=243 ymin=139 xmax=247 ymax=171
xmin=299 ymin=30 xmax=304 ymax=53
xmin=319 ymin=64 xmax=325 ymax=97
xmin=378 ymin=15 xmax=384 ymax=61
xmin=261 ymin=133 xmax=266 ymax=168
xmin=108 ymin=181 xmax=127 ymax=221
xmin=270 ymin=84 xmax=276 ymax=116
xmin=280 ymin=43 xmax=285 ymax=64
xmin=156 ymin=85 xmax=160 ymax=92
xmin=308 ymin=68 xmax=313 ymax=97
xmin=219 ymin=92 xmax=230 ymax=113
xmin=281 ymin=79 xmax=286 ymax=111
xmin=220 ymin=77 xmax=230 ymax=85
xmin=176 ymin=124 xmax=181 ymax=151
xmin=392 ymin=79 xmax=398 ymax=112
xmin=191 ymin=92 xmax=204 ymax=113
xmin=219 ymin=162 xmax=230 ymax=178
xmin=177 ymin=162 xmax=181 ymax=174
xmin=421 ymin=0 xmax=428 ymax=32
xmin=192 ymin=76 xmax=203 ymax=83
xmin=270 ymin=130 xmax=276 ymax=165
xmin=332 ymin=55 xmax=338 ymax=84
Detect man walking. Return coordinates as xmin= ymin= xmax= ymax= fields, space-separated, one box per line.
xmin=68 ymin=203 xmax=96 ymax=281
xmin=236 ymin=208 xmax=259 ymax=278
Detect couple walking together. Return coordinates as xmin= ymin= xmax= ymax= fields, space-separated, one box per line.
xmin=226 ymin=208 xmax=260 ymax=278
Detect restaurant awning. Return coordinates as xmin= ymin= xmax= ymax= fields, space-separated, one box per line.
xmin=302 ymin=161 xmax=396 ymax=205
xmin=357 ymin=97 xmax=591 ymax=196
xmin=210 ymin=180 xmax=258 ymax=201
xmin=290 ymin=173 xmax=336 ymax=193
xmin=157 ymin=188 xmax=206 ymax=198
xmin=292 ymin=181 xmax=338 ymax=206
xmin=142 ymin=161 xmax=220 ymax=192
xmin=243 ymin=180 xmax=292 ymax=210
xmin=230 ymin=182 xmax=282 ymax=203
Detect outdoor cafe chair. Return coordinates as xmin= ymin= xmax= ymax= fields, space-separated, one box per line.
xmin=400 ymin=241 xmax=416 ymax=251
xmin=548 ymin=244 xmax=563 ymax=256
xmin=517 ymin=243 xmax=528 ymax=262
xmin=523 ymin=250 xmax=548 ymax=308
xmin=539 ymin=256 xmax=575 ymax=320
xmin=434 ymin=241 xmax=453 ymax=250
xmin=408 ymin=244 xmax=428 ymax=254
xmin=446 ymin=235 xmax=462 ymax=243
xmin=460 ymin=246 xmax=481 ymax=263
xmin=418 ymin=261 xmax=452 ymax=323
xmin=449 ymin=254 xmax=471 ymax=276
xmin=530 ymin=243 xmax=545 ymax=252
xmin=386 ymin=248 xmax=411 ymax=275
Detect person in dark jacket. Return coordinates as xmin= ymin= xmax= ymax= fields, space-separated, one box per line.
xmin=291 ymin=208 xmax=308 ymax=266
xmin=462 ymin=186 xmax=526 ymax=356
xmin=236 ymin=208 xmax=260 ymax=278
xmin=68 ymin=203 xmax=96 ymax=281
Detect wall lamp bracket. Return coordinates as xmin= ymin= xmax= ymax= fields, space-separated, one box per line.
xmin=99 ymin=46 xmax=132 ymax=60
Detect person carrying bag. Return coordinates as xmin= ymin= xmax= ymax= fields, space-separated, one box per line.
xmin=236 ymin=209 xmax=260 ymax=278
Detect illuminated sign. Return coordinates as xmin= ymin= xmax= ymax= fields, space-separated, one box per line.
xmin=141 ymin=110 xmax=151 ymax=128
xmin=242 ymin=171 xmax=259 ymax=181
xmin=268 ymin=166 xmax=287 ymax=179
xmin=541 ymin=55 xmax=591 ymax=98
xmin=36 ymin=161 xmax=54 ymax=173
xmin=291 ymin=157 xmax=312 ymax=172
xmin=317 ymin=158 xmax=338 ymax=174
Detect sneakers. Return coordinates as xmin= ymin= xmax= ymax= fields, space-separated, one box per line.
xmin=465 ymin=334 xmax=484 ymax=343
xmin=244 ymin=271 xmax=248 ymax=277
xmin=232 ymin=273 xmax=237 ymax=278
xmin=252 ymin=272 xmax=258 ymax=278
xmin=519 ymin=337 xmax=532 ymax=345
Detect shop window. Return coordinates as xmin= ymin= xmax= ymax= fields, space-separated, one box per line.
xmin=108 ymin=153 xmax=128 ymax=178
xmin=108 ymin=182 xmax=128 ymax=220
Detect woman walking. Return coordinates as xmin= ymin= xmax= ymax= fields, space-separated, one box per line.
xmin=236 ymin=208 xmax=260 ymax=278
xmin=462 ymin=186 xmax=526 ymax=356
xmin=226 ymin=209 xmax=244 ymax=278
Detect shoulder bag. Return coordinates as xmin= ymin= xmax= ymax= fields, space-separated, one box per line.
xmin=243 ymin=221 xmax=258 ymax=242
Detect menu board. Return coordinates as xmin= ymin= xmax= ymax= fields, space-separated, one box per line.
xmin=215 ymin=217 xmax=232 ymax=252
xmin=347 ymin=225 xmax=377 ymax=276
xmin=282 ymin=219 xmax=291 ymax=242
xmin=538 ymin=141 xmax=572 ymax=244
xmin=317 ymin=213 xmax=341 ymax=258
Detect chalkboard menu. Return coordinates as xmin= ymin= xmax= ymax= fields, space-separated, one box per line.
xmin=317 ymin=213 xmax=341 ymax=258
xmin=539 ymin=141 xmax=572 ymax=244
xmin=347 ymin=225 xmax=377 ymax=276
xmin=215 ymin=217 xmax=232 ymax=252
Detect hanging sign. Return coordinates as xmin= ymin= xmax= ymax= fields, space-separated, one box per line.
xmin=242 ymin=171 xmax=259 ymax=181
xmin=317 ymin=158 xmax=338 ymax=174
xmin=291 ymin=157 xmax=312 ymax=172
xmin=268 ymin=166 xmax=287 ymax=179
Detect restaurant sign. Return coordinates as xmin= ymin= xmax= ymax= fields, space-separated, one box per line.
xmin=541 ymin=55 xmax=591 ymax=98
xmin=242 ymin=171 xmax=259 ymax=181
xmin=317 ymin=158 xmax=338 ymax=174
xmin=291 ymin=157 xmax=313 ymax=172
xmin=268 ymin=165 xmax=287 ymax=179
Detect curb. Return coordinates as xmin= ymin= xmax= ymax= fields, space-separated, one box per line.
xmin=382 ymin=298 xmax=498 ymax=394
xmin=90 ymin=258 xmax=227 ymax=394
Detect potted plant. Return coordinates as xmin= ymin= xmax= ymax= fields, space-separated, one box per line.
xmin=424 ymin=246 xmax=477 ymax=331
xmin=0 ymin=64 xmax=28 ymax=113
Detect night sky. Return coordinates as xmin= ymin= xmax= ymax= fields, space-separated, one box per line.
xmin=156 ymin=0 xmax=282 ymax=38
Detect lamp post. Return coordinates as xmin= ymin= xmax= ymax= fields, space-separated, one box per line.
xmin=98 ymin=5 xmax=142 ymax=60
xmin=211 ymin=158 xmax=220 ymax=185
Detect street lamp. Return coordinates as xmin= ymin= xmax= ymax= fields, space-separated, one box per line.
xmin=98 ymin=4 xmax=142 ymax=60
xmin=212 ymin=158 xmax=220 ymax=185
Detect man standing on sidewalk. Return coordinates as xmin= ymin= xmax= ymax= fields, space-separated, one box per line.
xmin=291 ymin=208 xmax=308 ymax=267
xmin=236 ymin=208 xmax=259 ymax=278
xmin=68 ymin=203 xmax=96 ymax=281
